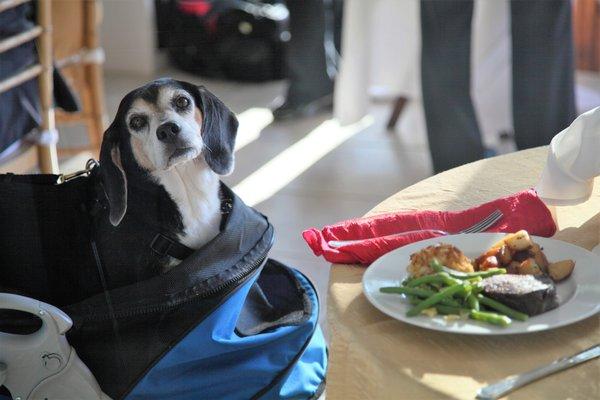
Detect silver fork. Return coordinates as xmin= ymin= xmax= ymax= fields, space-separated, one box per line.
xmin=327 ymin=209 xmax=504 ymax=248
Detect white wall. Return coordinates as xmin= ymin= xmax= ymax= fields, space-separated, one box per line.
xmin=100 ymin=0 xmax=157 ymax=75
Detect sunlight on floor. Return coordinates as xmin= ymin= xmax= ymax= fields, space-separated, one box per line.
xmin=233 ymin=116 xmax=374 ymax=206
xmin=234 ymin=108 xmax=274 ymax=151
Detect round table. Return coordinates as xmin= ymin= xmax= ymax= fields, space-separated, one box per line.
xmin=326 ymin=147 xmax=600 ymax=400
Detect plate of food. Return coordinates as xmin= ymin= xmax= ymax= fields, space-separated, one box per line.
xmin=362 ymin=231 xmax=600 ymax=334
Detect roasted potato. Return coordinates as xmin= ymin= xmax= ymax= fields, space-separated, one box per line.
xmin=474 ymin=230 xmax=573 ymax=281
xmin=529 ymin=243 xmax=550 ymax=273
xmin=497 ymin=245 xmax=512 ymax=265
xmin=506 ymin=261 xmax=521 ymax=274
xmin=517 ymin=258 xmax=544 ymax=275
xmin=548 ymin=260 xmax=575 ymax=282
xmin=474 ymin=246 xmax=502 ymax=270
xmin=490 ymin=236 xmax=508 ymax=250
xmin=505 ymin=230 xmax=533 ymax=251
xmin=512 ymin=250 xmax=530 ymax=262
xmin=478 ymin=255 xmax=500 ymax=271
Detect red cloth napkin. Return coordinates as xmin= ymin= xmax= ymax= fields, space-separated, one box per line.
xmin=302 ymin=189 xmax=556 ymax=265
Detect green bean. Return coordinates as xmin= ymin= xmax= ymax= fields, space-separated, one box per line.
xmin=408 ymin=296 xmax=421 ymax=306
xmin=473 ymin=268 xmax=507 ymax=278
xmin=407 ymin=284 xmax=466 ymax=317
xmin=442 ymin=275 xmax=464 ymax=287
xmin=424 ymin=283 xmax=442 ymax=292
xmin=469 ymin=310 xmax=512 ymax=327
xmin=379 ymin=286 xmax=462 ymax=307
xmin=471 ymin=283 xmax=484 ymax=295
xmin=407 ymin=272 xmax=462 ymax=288
xmin=380 ymin=286 xmax=431 ymax=296
xmin=406 ymin=272 xmax=448 ymax=287
xmin=401 ymin=276 xmax=414 ymax=286
xmin=385 ymin=288 xmax=472 ymax=315
xmin=429 ymin=258 xmax=444 ymax=272
xmin=439 ymin=266 xmax=469 ymax=277
xmin=455 ymin=283 xmax=473 ymax=299
xmin=438 ymin=298 xmax=463 ymax=308
xmin=477 ymin=295 xmax=529 ymax=322
xmin=442 ymin=266 xmax=507 ymax=279
xmin=466 ymin=294 xmax=480 ymax=311
xmin=409 ymin=302 xmax=470 ymax=316
xmin=435 ymin=305 xmax=470 ymax=316
xmin=431 ymin=259 xmax=506 ymax=279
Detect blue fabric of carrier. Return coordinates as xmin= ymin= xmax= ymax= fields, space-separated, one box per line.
xmin=126 ymin=260 xmax=327 ymax=400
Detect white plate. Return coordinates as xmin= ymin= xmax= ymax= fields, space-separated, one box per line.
xmin=362 ymin=233 xmax=600 ymax=335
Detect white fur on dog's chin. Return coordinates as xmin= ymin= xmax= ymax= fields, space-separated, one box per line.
xmin=165 ymin=147 xmax=200 ymax=170
xmin=151 ymin=157 xmax=221 ymax=252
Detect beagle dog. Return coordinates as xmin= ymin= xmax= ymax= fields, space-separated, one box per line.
xmin=94 ymin=78 xmax=238 ymax=287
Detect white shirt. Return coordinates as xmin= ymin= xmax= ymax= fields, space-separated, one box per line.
xmin=536 ymin=107 xmax=600 ymax=205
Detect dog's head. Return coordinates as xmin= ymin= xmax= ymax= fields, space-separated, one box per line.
xmin=99 ymin=78 xmax=238 ymax=226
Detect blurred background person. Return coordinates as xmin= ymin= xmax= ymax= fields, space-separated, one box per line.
xmin=421 ymin=0 xmax=576 ymax=172
xmin=273 ymin=0 xmax=343 ymax=120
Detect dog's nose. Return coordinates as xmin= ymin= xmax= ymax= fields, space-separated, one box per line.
xmin=156 ymin=122 xmax=181 ymax=142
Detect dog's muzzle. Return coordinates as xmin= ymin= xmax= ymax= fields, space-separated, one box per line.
xmin=156 ymin=122 xmax=181 ymax=143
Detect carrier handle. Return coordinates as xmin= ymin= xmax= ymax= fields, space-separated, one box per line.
xmin=0 ymin=293 xmax=72 ymax=366
xmin=0 ymin=292 xmax=72 ymax=334
xmin=0 ymin=293 xmax=111 ymax=400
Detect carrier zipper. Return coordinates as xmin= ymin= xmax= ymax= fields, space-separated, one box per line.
xmin=201 ymin=254 xmax=267 ymax=299
xmin=79 ymin=240 xmax=272 ymax=323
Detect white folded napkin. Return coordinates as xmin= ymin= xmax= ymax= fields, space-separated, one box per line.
xmin=536 ymin=106 xmax=600 ymax=206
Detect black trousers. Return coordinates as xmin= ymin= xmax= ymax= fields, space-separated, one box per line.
xmin=421 ymin=0 xmax=576 ymax=173
xmin=285 ymin=0 xmax=342 ymax=104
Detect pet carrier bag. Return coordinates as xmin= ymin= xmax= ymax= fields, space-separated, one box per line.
xmin=0 ymin=166 xmax=327 ymax=400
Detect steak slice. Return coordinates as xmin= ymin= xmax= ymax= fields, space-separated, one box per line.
xmin=479 ymin=274 xmax=559 ymax=316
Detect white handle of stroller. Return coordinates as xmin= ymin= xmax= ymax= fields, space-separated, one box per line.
xmin=0 ymin=293 xmax=112 ymax=400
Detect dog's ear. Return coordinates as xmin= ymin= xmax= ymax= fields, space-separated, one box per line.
xmin=182 ymin=82 xmax=238 ymax=175
xmin=99 ymin=122 xmax=128 ymax=226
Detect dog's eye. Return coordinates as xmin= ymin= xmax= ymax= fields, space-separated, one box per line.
xmin=174 ymin=96 xmax=190 ymax=110
xmin=129 ymin=115 xmax=147 ymax=131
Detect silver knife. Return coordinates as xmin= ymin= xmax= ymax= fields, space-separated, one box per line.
xmin=476 ymin=344 xmax=600 ymax=400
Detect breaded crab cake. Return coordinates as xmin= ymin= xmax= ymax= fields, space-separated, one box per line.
xmin=407 ymin=243 xmax=474 ymax=277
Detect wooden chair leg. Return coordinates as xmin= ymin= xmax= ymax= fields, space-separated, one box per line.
xmin=85 ymin=62 xmax=107 ymax=152
xmin=84 ymin=0 xmax=106 ymax=154
xmin=386 ymin=96 xmax=408 ymax=131
xmin=37 ymin=0 xmax=59 ymax=173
